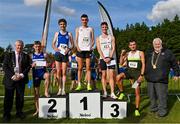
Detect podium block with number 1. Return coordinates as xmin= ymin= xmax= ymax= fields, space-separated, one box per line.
xmin=69 ymin=92 xmax=101 ymax=119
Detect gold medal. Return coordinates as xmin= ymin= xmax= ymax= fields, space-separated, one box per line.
xmin=153 ymin=65 xmax=156 ymax=69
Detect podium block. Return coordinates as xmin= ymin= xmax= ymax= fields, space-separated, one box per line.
xmin=69 ymin=91 xmax=101 ymax=119
xmin=39 ymin=96 xmax=67 ymax=119
xmin=102 ymin=100 xmax=127 ymax=119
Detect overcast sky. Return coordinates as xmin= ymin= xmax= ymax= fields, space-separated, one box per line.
xmin=0 ymin=0 xmax=180 ymax=53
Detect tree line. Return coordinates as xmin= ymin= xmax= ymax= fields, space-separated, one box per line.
xmin=113 ymin=15 xmax=180 ymax=60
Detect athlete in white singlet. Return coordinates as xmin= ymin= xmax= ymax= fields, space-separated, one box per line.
xmin=75 ymin=14 xmax=95 ymax=91
xmin=96 ymin=22 xmax=117 ymax=99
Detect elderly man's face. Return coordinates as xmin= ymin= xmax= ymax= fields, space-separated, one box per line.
xmin=153 ymin=40 xmax=162 ymax=52
xmin=15 ymin=42 xmax=23 ymax=53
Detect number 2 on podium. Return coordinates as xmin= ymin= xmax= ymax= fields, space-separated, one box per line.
xmin=48 ymin=99 xmax=57 ymax=113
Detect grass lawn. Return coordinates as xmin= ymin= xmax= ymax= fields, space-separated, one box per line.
xmin=0 ymin=73 xmax=180 ymax=123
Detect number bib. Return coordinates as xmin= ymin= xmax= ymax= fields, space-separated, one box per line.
xmin=128 ymin=62 xmax=138 ymax=68
xmin=82 ymin=37 xmax=90 ymax=48
xmin=71 ymin=62 xmax=77 ymax=68
xmin=101 ymin=42 xmax=111 ymax=57
xmin=58 ymin=44 xmax=68 ymax=55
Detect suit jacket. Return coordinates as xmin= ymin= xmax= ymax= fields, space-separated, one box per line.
xmin=3 ymin=51 xmax=31 ymax=89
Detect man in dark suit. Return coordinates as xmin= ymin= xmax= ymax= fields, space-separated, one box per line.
xmin=3 ymin=40 xmax=31 ymax=122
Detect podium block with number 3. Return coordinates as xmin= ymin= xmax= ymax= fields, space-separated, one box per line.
xmin=69 ymin=92 xmax=101 ymax=119
xmin=102 ymin=100 xmax=127 ymax=119
xmin=39 ymin=97 xmax=67 ymax=119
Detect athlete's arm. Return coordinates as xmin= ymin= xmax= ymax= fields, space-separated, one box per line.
xmin=137 ymin=51 xmax=145 ymax=82
xmin=96 ymin=37 xmax=105 ymax=60
xmin=75 ymin=27 xmax=81 ymax=52
xmin=90 ymin=28 xmax=95 ymax=50
xmin=44 ymin=53 xmax=50 ymax=67
xmin=68 ymin=32 xmax=74 ymax=49
xmin=110 ymin=35 xmax=115 ymax=58
xmin=52 ymin=32 xmax=59 ymax=52
xmin=140 ymin=51 xmax=145 ymax=76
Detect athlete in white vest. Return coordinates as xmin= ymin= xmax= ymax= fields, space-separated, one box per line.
xmin=116 ymin=40 xmax=145 ymax=116
xmin=96 ymin=22 xmax=117 ymax=99
xmin=75 ymin=14 xmax=95 ymax=91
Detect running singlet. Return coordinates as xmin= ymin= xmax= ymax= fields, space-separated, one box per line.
xmin=91 ymin=53 xmax=96 ymax=68
xmin=57 ymin=31 xmax=69 ymax=54
xmin=78 ymin=26 xmax=92 ymax=51
xmin=127 ymin=50 xmax=141 ymax=70
xmin=70 ymin=54 xmax=78 ymax=69
xmin=99 ymin=35 xmax=112 ymax=59
xmin=32 ymin=52 xmax=46 ymax=76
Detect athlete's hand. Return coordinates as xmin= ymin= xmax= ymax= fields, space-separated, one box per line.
xmin=104 ymin=58 xmax=111 ymax=64
xmin=77 ymin=47 xmax=81 ymax=52
xmin=31 ymin=62 xmax=36 ymax=67
xmin=137 ymin=75 xmax=143 ymax=83
xmin=55 ymin=47 xmax=59 ymax=52
xmin=173 ymin=76 xmax=179 ymax=81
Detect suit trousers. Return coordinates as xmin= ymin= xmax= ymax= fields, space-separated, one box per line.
xmin=147 ymin=82 xmax=168 ymax=116
xmin=3 ymin=81 xmax=25 ymax=117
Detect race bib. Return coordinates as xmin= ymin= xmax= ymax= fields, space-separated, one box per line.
xmin=71 ymin=62 xmax=77 ymax=68
xmin=128 ymin=62 xmax=138 ymax=68
xmin=35 ymin=60 xmax=46 ymax=67
xmin=107 ymin=59 xmax=116 ymax=67
xmin=58 ymin=44 xmax=67 ymax=55
xmin=83 ymin=37 xmax=89 ymax=45
xmin=80 ymin=37 xmax=90 ymax=51
xmin=102 ymin=42 xmax=111 ymax=57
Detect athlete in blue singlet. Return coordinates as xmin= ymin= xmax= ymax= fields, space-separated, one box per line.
xmin=31 ymin=41 xmax=50 ymax=116
xmin=52 ymin=18 xmax=74 ymax=95
xmin=69 ymin=48 xmax=78 ymax=91
xmin=90 ymin=52 xmax=98 ymax=90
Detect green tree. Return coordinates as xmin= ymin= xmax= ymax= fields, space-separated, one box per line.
xmin=0 ymin=47 xmax=5 ymax=63
xmin=6 ymin=44 xmax=13 ymax=52
xmin=23 ymin=44 xmax=34 ymax=54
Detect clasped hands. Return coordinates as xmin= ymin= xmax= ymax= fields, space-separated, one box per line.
xmin=11 ymin=74 xmax=23 ymax=81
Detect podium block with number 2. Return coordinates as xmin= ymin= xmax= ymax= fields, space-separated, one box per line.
xmin=39 ymin=97 xmax=66 ymax=119
xmin=69 ymin=92 xmax=101 ymax=119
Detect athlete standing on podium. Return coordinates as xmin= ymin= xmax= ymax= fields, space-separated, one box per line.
xmin=75 ymin=14 xmax=95 ymax=91
xmin=52 ymin=18 xmax=74 ymax=95
xmin=96 ymin=22 xmax=117 ymax=99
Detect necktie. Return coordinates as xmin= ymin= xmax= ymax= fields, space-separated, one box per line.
xmin=18 ymin=53 xmax=22 ymax=73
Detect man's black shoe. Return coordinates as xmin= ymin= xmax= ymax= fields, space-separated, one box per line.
xmin=16 ymin=113 xmax=26 ymax=119
xmin=155 ymin=113 xmax=167 ymax=119
xmin=3 ymin=116 xmax=11 ymax=122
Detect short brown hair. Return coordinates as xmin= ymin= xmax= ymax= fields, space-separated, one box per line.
xmin=58 ymin=18 xmax=67 ymax=25
xmin=101 ymin=22 xmax=108 ymax=26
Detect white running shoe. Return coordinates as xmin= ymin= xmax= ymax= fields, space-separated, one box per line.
xmin=110 ymin=93 xmax=118 ymax=99
xmin=102 ymin=92 xmax=107 ymax=98
xmin=57 ymin=89 xmax=62 ymax=95
xmin=61 ymin=90 xmax=66 ymax=95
